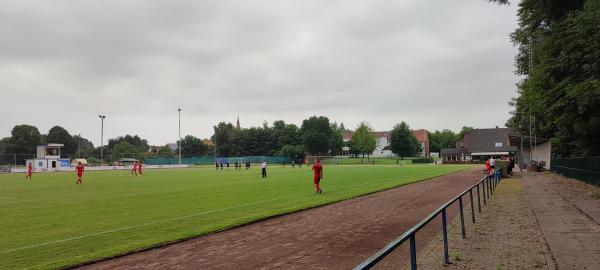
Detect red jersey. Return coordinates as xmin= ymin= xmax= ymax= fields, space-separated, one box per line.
xmin=312 ymin=163 xmax=323 ymax=176
xmin=28 ymin=164 xmax=32 ymax=172
xmin=76 ymin=164 xmax=84 ymax=174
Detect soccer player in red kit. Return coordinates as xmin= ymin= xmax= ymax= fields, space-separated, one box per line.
xmin=131 ymin=161 xmax=138 ymax=176
xmin=312 ymin=158 xmax=323 ymax=194
xmin=137 ymin=161 xmax=143 ymax=176
xmin=75 ymin=162 xmax=85 ymax=184
xmin=26 ymin=163 xmax=33 ymax=179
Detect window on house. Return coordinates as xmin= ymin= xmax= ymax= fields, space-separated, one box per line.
xmin=495 ymin=142 xmax=503 ymax=147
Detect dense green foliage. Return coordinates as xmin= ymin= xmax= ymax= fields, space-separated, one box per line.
xmin=429 ymin=129 xmax=458 ymax=153
xmin=348 ymin=122 xmax=376 ymax=159
xmin=0 ymin=165 xmax=469 ymax=269
xmin=301 ymin=116 xmax=333 ymax=155
xmin=457 ymin=126 xmax=474 ymax=140
xmin=329 ymin=122 xmax=344 ymax=156
xmin=111 ymin=141 xmax=138 ymax=159
xmin=72 ymin=134 xmax=95 ymax=158
xmin=412 ymin=157 xmax=434 ymax=164
xmin=499 ymin=0 xmax=599 ymax=156
xmin=177 ymin=135 xmax=209 ymax=156
xmin=390 ymin=122 xmax=420 ymax=159
xmin=46 ymin=126 xmax=77 ymax=156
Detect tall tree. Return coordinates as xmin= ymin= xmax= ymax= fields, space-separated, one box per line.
xmin=457 ymin=126 xmax=474 ymax=139
xmin=212 ymin=122 xmax=236 ymax=156
xmin=390 ymin=122 xmax=420 ymax=160
xmin=157 ymin=145 xmax=174 ymax=157
xmin=108 ymin=135 xmax=149 ymax=153
xmin=178 ymin=135 xmax=208 ymax=156
xmin=494 ymin=0 xmax=599 ymax=156
xmin=329 ymin=122 xmax=344 ymax=156
xmin=5 ymin=125 xmax=42 ymax=158
xmin=301 ymin=116 xmax=332 ymax=155
xmin=47 ymin=126 xmax=76 ymax=157
xmin=273 ymin=120 xmax=302 ymax=147
xmin=111 ymin=141 xmax=138 ymax=159
xmin=429 ymin=129 xmax=458 ymax=153
xmin=349 ymin=122 xmax=377 ymax=160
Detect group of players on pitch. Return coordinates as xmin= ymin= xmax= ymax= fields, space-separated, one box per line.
xmin=24 ymin=158 xmax=323 ymax=193
xmin=25 ymin=160 xmax=144 ymax=185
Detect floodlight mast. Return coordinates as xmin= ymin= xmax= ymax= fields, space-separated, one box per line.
xmin=98 ymin=115 xmax=106 ymax=165
xmin=178 ymin=108 xmax=182 ymax=165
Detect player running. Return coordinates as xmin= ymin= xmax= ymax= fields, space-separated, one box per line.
xmin=75 ymin=162 xmax=85 ymax=184
xmin=26 ymin=163 xmax=33 ymax=179
xmin=131 ymin=161 xmax=138 ymax=176
xmin=312 ymin=158 xmax=323 ymax=194
xmin=137 ymin=161 xmax=143 ymax=176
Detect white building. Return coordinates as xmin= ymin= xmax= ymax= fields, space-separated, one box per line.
xmin=341 ymin=130 xmax=430 ymax=157
xmin=26 ymin=144 xmax=70 ymax=171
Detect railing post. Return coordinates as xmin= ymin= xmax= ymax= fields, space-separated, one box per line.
xmin=477 ymin=183 xmax=482 ymax=212
xmin=459 ymin=197 xmax=466 ymax=238
xmin=487 ymin=176 xmax=491 ymax=198
xmin=482 ymin=180 xmax=487 ymax=205
xmin=410 ymin=234 xmax=417 ymax=270
xmin=469 ymin=189 xmax=475 ymax=223
xmin=441 ymin=208 xmax=450 ymax=265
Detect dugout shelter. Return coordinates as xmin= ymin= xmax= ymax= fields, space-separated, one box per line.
xmin=26 ymin=143 xmax=70 ymax=171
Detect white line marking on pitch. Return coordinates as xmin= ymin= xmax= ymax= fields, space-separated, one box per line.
xmin=0 ymin=171 xmax=450 ymax=254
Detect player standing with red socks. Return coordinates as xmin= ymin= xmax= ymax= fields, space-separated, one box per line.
xmin=312 ymin=158 xmax=323 ymax=194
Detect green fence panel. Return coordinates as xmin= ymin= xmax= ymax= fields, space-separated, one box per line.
xmin=144 ymin=156 xmax=293 ymax=166
xmin=551 ymin=157 xmax=600 ymax=186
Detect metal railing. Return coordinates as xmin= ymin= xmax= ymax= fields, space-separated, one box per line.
xmin=354 ymin=169 xmax=502 ymax=270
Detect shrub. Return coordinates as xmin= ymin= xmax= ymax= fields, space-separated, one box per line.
xmin=412 ymin=157 xmax=434 ymax=163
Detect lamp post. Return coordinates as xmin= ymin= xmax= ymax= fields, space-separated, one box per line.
xmin=178 ymin=108 xmax=182 ymax=165
xmin=98 ymin=115 xmax=106 ymax=165
xmin=78 ymin=133 xmax=81 ymax=159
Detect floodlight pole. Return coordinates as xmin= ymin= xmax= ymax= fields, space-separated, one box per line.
xmin=178 ymin=108 xmax=182 ymax=165
xmin=98 ymin=115 xmax=106 ymax=165
xmin=78 ymin=133 xmax=81 ymax=159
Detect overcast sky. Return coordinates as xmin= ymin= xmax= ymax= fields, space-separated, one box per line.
xmin=1 ymin=0 xmax=520 ymax=146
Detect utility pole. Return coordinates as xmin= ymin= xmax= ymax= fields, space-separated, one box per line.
xmin=178 ymin=108 xmax=182 ymax=165
xmin=78 ymin=133 xmax=81 ymax=159
xmin=98 ymin=115 xmax=106 ymax=165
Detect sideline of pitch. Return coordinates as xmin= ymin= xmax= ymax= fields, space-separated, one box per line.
xmin=1 ymin=167 xmax=469 ymax=255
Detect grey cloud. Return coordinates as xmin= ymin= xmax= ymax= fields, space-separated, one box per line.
xmin=1 ymin=0 xmax=520 ymax=145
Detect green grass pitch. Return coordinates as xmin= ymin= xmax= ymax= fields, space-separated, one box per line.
xmin=0 ymin=164 xmax=469 ymax=269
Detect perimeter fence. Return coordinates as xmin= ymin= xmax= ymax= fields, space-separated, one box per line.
xmin=354 ymin=169 xmax=502 ymax=270
xmin=143 ymin=156 xmax=293 ymax=165
xmin=551 ymin=157 xmax=600 ymax=186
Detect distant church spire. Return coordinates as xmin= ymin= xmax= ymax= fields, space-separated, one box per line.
xmin=236 ymin=116 xmax=240 ymax=129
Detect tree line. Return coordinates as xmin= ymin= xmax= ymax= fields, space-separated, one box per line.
xmin=428 ymin=126 xmax=474 ymax=153
xmin=1 ymin=117 xmax=467 ymax=165
xmin=0 ymin=124 xmax=210 ymax=164
xmin=492 ymin=0 xmax=600 ymax=156
xmin=212 ymin=116 xmax=426 ymax=160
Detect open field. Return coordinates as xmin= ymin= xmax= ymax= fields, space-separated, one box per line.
xmin=0 ymin=165 xmax=468 ymax=269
